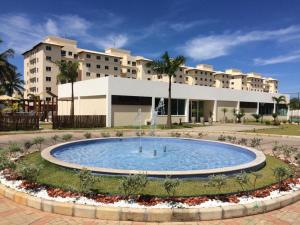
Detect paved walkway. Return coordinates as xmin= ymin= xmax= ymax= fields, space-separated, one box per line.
xmin=0 ymin=195 xmax=299 ymax=225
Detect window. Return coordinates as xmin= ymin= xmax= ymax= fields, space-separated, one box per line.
xmin=112 ymin=95 xmax=152 ymax=105
xmin=132 ymin=62 xmax=136 ymax=66
xmin=127 ymin=61 xmax=131 ymax=65
xmin=155 ymin=98 xmax=185 ymax=115
xmin=185 ymin=77 xmax=189 ymax=81
xmin=46 ymin=87 xmax=51 ymax=92
xmin=95 ymin=55 xmax=101 ymax=60
xmin=96 ymin=65 xmax=101 ymax=69
xmin=46 ymin=45 xmax=52 ymax=51
xmin=114 ymin=58 xmax=118 ymax=62
xmin=61 ymin=50 xmax=66 ymax=56
xmin=46 ymin=97 xmax=51 ymax=101
xmin=147 ymin=78 xmax=151 ymax=80
xmin=114 ymin=67 xmax=118 ymax=71
xmin=86 ymin=72 xmax=90 ymax=76
xmin=127 ymin=69 xmax=131 ymax=72
xmin=86 ymin=54 xmax=91 ymax=58
xmin=68 ymin=51 xmax=72 ymax=56
xmin=46 ymin=56 xmax=51 ymax=61
xmin=46 ymin=77 xmax=51 ymax=82
xmin=86 ymin=63 xmax=91 ymax=68
xmin=46 ymin=67 xmax=51 ymax=72
xmin=96 ymin=73 xmax=101 ymax=77
xmin=105 ymin=57 xmax=109 ymax=61
xmin=105 ymin=74 xmax=109 ymax=77
xmin=179 ymin=75 xmax=182 ymax=78
xmin=105 ymin=66 xmax=109 ymax=70
xmin=74 ymin=54 xmax=78 ymax=59
xmin=132 ymin=69 xmax=136 ymax=74
xmin=179 ymin=68 xmax=182 ymax=72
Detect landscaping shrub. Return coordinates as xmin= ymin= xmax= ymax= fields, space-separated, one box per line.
xmin=78 ymin=168 xmax=97 ymax=193
xmin=273 ymin=166 xmax=291 ymax=191
xmin=136 ymin=130 xmax=145 ymax=136
xmin=62 ymin=134 xmax=73 ymax=141
xmin=208 ymin=174 xmax=227 ymax=194
xmin=51 ymin=135 xmax=60 ymax=144
xmin=249 ymin=138 xmax=262 ymax=148
xmin=101 ymin=132 xmax=110 ymax=137
xmin=252 ymin=114 xmax=261 ymax=122
xmin=83 ymin=132 xmax=92 ymax=139
xmin=163 ymin=177 xmax=180 ymax=197
xmin=265 ymin=120 xmax=271 ymax=125
xmin=32 ymin=137 xmax=45 ymax=151
xmin=170 ymin=132 xmax=181 ymax=137
xmin=226 ymin=135 xmax=236 ymax=143
xmin=115 ymin=131 xmax=123 ymax=137
xmin=198 ymin=132 xmax=204 ymax=138
xmin=120 ymin=174 xmax=148 ymax=197
xmin=234 ymin=171 xmax=250 ymax=193
xmin=237 ymin=138 xmax=248 ymax=146
xmin=217 ymin=135 xmax=226 ymax=141
xmin=252 ymin=172 xmax=263 ymax=189
xmin=23 ymin=141 xmax=33 ymax=151
xmin=7 ymin=142 xmax=22 ymax=152
xmin=16 ymin=163 xmax=42 ymax=183
xmin=0 ymin=153 xmax=16 ymax=170
xmin=272 ymin=142 xmax=280 ymax=158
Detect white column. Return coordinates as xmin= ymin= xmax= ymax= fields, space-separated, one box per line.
xmin=151 ymin=96 xmax=155 ymax=120
xmin=287 ymin=104 xmax=290 ymax=121
xmin=256 ymin=102 xmax=259 ymax=114
xmin=185 ymin=99 xmax=189 ymax=122
xmin=273 ymin=102 xmax=276 ymax=113
xmin=106 ymin=94 xmax=112 ymax=127
xmin=213 ymin=100 xmax=217 ymax=122
xmin=236 ymin=101 xmax=240 ymax=113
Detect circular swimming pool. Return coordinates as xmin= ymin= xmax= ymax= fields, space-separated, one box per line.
xmin=42 ymin=137 xmax=266 ymax=178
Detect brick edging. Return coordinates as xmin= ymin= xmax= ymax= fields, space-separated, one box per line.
xmin=0 ymin=184 xmax=299 ymax=222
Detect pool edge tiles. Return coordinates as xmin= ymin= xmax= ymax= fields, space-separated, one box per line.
xmin=41 ymin=137 xmax=266 ymax=178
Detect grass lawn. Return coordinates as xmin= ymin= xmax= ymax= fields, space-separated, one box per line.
xmin=18 ymin=152 xmax=290 ymax=197
xmin=243 ymin=124 xmax=300 ymax=136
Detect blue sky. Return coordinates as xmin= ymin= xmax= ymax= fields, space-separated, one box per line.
xmin=0 ymin=0 xmax=300 ymax=93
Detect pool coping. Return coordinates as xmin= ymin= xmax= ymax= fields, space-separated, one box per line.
xmin=41 ymin=137 xmax=266 ymax=177
xmin=0 ymin=183 xmax=299 ymax=221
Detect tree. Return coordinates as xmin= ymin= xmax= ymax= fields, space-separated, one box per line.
xmin=56 ymin=60 xmax=79 ymax=124
xmin=2 ymin=71 xmax=24 ymax=96
xmin=233 ymin=108 xmax=245 ymax=123
xmin=272 ymin=95 xmax=286 ymax=114
xmin=208 ymin=174 xmax=227 ymax=194
xmin=163 ymin=176 xmax=180 ymax=197
xmin=0 ymin=39 xmax=16 ymax=84
xmin=221 ymin=108 xmax=228 ymax=123
xmin=146 ymin=52 xmax=185 ymax=128
xmin=251 ymin=113 xmax=261 ymax=122
xmin=273 ymin=166 xmax=291 ymax=191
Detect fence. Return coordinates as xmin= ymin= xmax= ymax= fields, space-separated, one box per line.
xmin=52 ymin=115 xmax=106 ymax=129
xmin=0 ymin=114 xmax=39 ymax=131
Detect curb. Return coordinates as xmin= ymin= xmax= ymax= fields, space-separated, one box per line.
xmin=0 ymin=184 xmax=299 ymax=222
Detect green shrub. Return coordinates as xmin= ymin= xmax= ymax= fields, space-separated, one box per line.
xmin=23 ymin=141 xmax=33 ymax=151
xmin=226 ymin=136 xmax=236 ymax=143
xmin=120 ymin=174 xmax=148 ymax=197
xmin=234 ymin=171 xmax=250 ymax=192
xmin=163 ymin=177 xmax=180 ymax=197
xmin=62 ymin=134 xmax=73 ymax=141
xmin=32 ymin=137 xmax=45 ymax=151
xmin=217 ymin=135 xmax=226 ymax=141
xmin=101 ymin=132 xmax=110 ymax=137
xmin=16 ymin=163 xmax=42 ymax=183
xmin=170 ymin=132 xmax=181 ymax=137
xmin=208 ymin=174 xmax=227 ymax=193
xmin=252 ymin=114 xmax=261 ymax=122
xmin=78 ymin=169 xmax=97 ymax=193
xmin=115 ymin=131 xmax=123 ymax=137
xmin=51 ymin=135 xmax=60 ymax=144
xmin=136 ymin=130 xmax=145 ymax=136
xmin=273 ymin=166 xmax=291 ymax=191
xmin=237 ymin=138 xmax=248 ymax=146
xmin=7 ymin=143 xmax=22 ymax=152
xmin=252 ymin=172 xmax=263 ymax=189
xmin=265 ymin=120 xmax=271 ymax=125
xmin=0 ymin=153 xmax=16 ymax=170
xmin=83 ymin=132 xmax=92 ymax=139
xmin=249 ymin=138 xmax=262 ymax=148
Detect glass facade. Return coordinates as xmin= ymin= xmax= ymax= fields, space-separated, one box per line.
xmin=155 ymin=98 xmax=185 ymax=115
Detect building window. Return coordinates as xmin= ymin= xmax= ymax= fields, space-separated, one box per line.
xmin=46 ymin=97 xmax=51 ymax=101
xmin=114 ymin=67 xmax=118 ymax=71
xmin=96 ymin=65 xmax=101 ymax=69
xmin=105 ymin=74 xmax=109 ymax=77
xmin=105 ymin=57 xmax=109 ymax=61
xmin=86 ymin=72 xmax=90 ymax=77
xmin=132 ymin=62 xmax=136 ymax=66
xmin=46 ymin=56 xmax=51 ymax=61
xmin=127 ymin=61 xmax=131 ymax=65
xmin=74 ymin=54 xmax=78 ymax=59
xmin=68 ymin=51 xmax=72 ymax=56
xmin=96 ymin=55 xmax=101 ymax=60
xmin=179 ymin=68 xmax=182 ymax=72
xmin=147 ymin=70 xmax=151 ymax=74
xmin=86 ymin=63 xmax=91 ymax=68
xmin=132 ymin=69 xmax=136 ymax=74
xmin=179 ymin=75 xmax=182 ymax=78
xmin=86 ymin=54 xmax=91 ymax=58
xmin=127 ymin=69 xmax=131 ymax=72
xmin=155 ymin=98 xmax=185 ymax=115
xmin=46 ymin=87 xmax=51 ymax=92
xmin=46 ymin=77 xmax=51 ymax=82
xmin=105 ymin=66 xmax=109 ymax=70
xmin=46 ymin=45 xmax=52 ymax=51
xmin=114 ymin=58 xmax=118 ymax=62
xmin=61 ymin=50 xmax=66 ymax=56
xmin=96 ymin=73 xmax=101 ymax=77
xmin=147 ymin=78 xmax=151 ymax=80
xmin=46 ymin=67 xmax=51 ymax=72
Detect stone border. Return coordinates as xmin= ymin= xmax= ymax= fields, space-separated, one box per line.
xmin=41 ymin=137 xmax=266 ymax=177
xmin=0 ymin=183 xmax=299 ymax=221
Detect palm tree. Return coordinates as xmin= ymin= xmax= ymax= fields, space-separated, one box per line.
xmin=0 ymin=39 xmax=16 ymax=84
xmin=221 ymin=108 xmax=228 ymax=123
xmin=2 ymin=71 xmax=24 ymax=96
xmin=55 ymin=60 xmax=79 ymax=122
xmin=146 ymin=52 xmax=185 ymax=128
xmin=272 ymin=95 xmax=286 ymax=114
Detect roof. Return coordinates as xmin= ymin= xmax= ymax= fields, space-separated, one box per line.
xmin=22 ymin=42 xmax=63 ymax=55
xmin=77 ymin=49 xmax=122 ymax=58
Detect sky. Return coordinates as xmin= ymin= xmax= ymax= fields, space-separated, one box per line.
xmin=0 ymin=0 xmax=300 ymax=93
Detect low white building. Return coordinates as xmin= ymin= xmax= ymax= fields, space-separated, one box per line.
xmin=58 ymin=77 xmax=289 ymax=127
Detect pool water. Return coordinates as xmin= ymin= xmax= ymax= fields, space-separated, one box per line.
xmin=52 ymin=137 xmax=256 ymax=171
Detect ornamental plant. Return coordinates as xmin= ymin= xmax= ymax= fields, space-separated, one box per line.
xmin=78 ymin=168 xmax=97 ymax=193
xmin=163 ymin=176 xmax=180 ymax=197
xmin=237 ymin=138 xmax=248 ymax=146
xmin=0 ymin=153 xmax=16 ymax=170
xmin=7 ymin=142 xmax=22 ymax=152
xmin=251 ymin=172 xmax=263 ymax=189
xmin=272 ymin=141 xmax=280 ymax=158
xmin=51 ymin=135 xmax=60 ymax=144
xmin=273 ymin=166 xmax=291 ymax=191
xmin=217 ymin=135 xmax=226 ymax=141
xmin=226 ymin=135 xmax=236 ymax=143
xmin=251 ymin=114 xmax=261 ymax=123
xmin=62 ymin=134 xmax=73 ymax=141
xmin=32 ymin=136 xmax=45 ymax=151
xmin=16 ymin=163 xmax=42 ymax=183
xmin=23 ymin=141 xmax=33 ymax=152
xmin=234 ymin=171 xmax=250 ymax=193
xmin=208 ymin=174 xmax=227 ymax=194
xmin=101 ymin=132 xmax=110 ymax=137
xmin=83 ymin=132 xmax=92 ymax=139
xmin=249 ymin=138 xmax=262 ymax=148
xmin=115 ymin=131 xmax=123 ymax=137
xmin=120 ymin=174 xmax=148 ymax=198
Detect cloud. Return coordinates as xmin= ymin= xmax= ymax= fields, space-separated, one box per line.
xmin=170 ymin=20 xmax=215 ymax=32
xmin=0 ymin=14 xmax=128 ymax=53
xmin=180 ymin=26 xmax=300 ymax=60
xmin=254 ymin=51 xmax=300 ymax=65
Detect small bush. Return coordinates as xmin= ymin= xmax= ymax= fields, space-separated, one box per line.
xmin=78 ymin=168 xmax=97 ymax=193
xmin=32 ymin=137 xmax=45 ymax=151
xmin=115 ymin=131 xmax=123 ymax=137
xmin=51 ymin=135 xmax=60 ymax=144
xmin=120 ymin=174 xmax=148 ymax=197
xmin=234 ymin=171 xmax=250 ymax=193
xmin=23 ymin=141 xmax=33 ymax=151
xmin=252 ymin=172 xmax=263 ymax=189
xmin=62 ymin=134 xmax=73 ymax=141
xmin=237 ymin=138 xmax=248 ymax=146
xmin=170 ymin=132 xmax=181 ymax=137
xmin=136 ymin=130 xmax=145 ymax=136
xmin=249 ymin=138 xmax=262 ymax=148
xmin=163 ymin=177 xmax=180 ymax=197
xmin=101 ymin=132 xmax=110 ymax=137
xmin=208 ymin=174 xmax=227 ymax=193
xmin=83 ymin=132 xmax=92 ymax=139
xmin=198 ymin=132 xmax=204 ymax=138
xmin=7 ymin=143 xmax=22 ymax=152
xmin=273 ymin=166 xmax=291 ymax=191
xmin=16 ymin=163 xmax=42 ymax=183
xmin=226 ymin=135 xmax=236 ymax=143
xmin=265 ymin=120 xmax=271 ymax=125
xmin=217 ymin=135 xmax=226 ymax=141
xmin=0 ymin=153 xmax=16 ymax=170
xmin=252 ymin=114 xmax=261 ymax=123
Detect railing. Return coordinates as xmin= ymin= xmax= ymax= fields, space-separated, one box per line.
xmin=0 ymin=114 xmax=39 ymax=131
xmin=52 ymin=115 xmax=106 ymax=129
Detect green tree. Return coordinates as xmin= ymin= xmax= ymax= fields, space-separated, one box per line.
xmin=221 ymin=108 xmax=228 ymax=123
xmin=273 ymin=166 xmax=291 ymax=191
xmin=272 ymin=95 xmax=286 ymax=114
xmin=208 ymin=174 xmax=227 ymax=194
xmin=251 ymin=113 xmax=261 ymax=123
xmin=163 ymin=176 xmax=180 ymax=197
xmin=146 ymin=52 xmax=185 ymax=128
xmin=56 ymin=60 xmax=79 ymax=125
xmin=2 ymin=71 xmax=24 ymax=96
xmin=0 ymin=39 xmax=16 ymax=85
